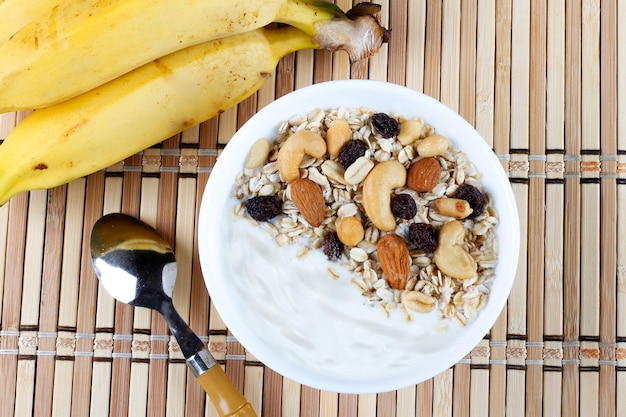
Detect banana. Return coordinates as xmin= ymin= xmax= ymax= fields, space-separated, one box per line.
xmin=0 ymin=18 xmax=386 ymax=206
xmin=0 ymin=0 xmax=383 ymax=112
xmin=0 ymin=0 xmax=65 ymax=46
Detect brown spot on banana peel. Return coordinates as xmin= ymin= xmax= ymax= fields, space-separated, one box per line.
xmin=62 ymin=118 xmax=88 ymax=138
xmin=180 ymin=119 xmax=195 ymax=130
xmin=153 ymin=59 xmax=172 ymax=76
xmin=34 ymin=163 xmax=48 ymax=170
xmin=312 ymin=15 xmax=389 ymax=62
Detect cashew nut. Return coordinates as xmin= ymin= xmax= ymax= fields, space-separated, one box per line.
xmin=433 ymin=220 xmax=477 ymax=279
xmin=362 ymin=160 xmax=407 ymax=232
xmin=277 ymin=130 xmax=327 ymax=182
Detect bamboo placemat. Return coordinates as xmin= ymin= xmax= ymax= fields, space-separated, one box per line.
xmin=1 ymin=0 xmax=625 ymax=416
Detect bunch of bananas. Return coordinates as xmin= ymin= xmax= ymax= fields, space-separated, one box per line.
xmin=0 ymin=0 xmax=387 ymax=206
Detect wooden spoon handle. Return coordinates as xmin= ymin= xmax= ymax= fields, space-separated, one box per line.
xmin=197 ymin=364 xmax=258 ymax=417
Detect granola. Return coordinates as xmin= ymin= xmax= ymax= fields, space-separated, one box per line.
xmin=232 ymin=107 xmax=499 ymax=326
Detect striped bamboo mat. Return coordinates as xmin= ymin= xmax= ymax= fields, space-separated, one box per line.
xmin=1 ymin=0 xmax=625 ymax=416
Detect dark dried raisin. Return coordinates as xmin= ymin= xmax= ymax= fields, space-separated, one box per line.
xmin=408 ymin=223 xmax=438 ymax=253
xmin=336 ymin=139 xmax=367 ymax=168
xmin=454 ymin=184 xmax=486 ymax=219
xmin=245 ymin=196 xmax=282 ymax=222
xmin=371 ymin=112 xmax=400 ymax=138
xmin=322 ymin=231 xmax=344 ymax=261
xmin=391 ymin=194 xmax=417 ymax=220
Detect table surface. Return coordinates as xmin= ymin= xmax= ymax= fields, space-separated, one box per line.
xmin=1 ymin=1 xmax=625 ymax=416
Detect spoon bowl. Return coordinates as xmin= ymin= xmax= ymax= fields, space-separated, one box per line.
xmin=90 ymin=213 xmax=257 ymax=417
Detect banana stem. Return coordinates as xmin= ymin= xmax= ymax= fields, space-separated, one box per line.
xmin=313 ymin=14 xmax=389 ymax=62
xmin=279 ymin=2 xmax=388 ymax=62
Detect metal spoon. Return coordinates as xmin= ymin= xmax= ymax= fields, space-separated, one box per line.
xmin=90 ymin=213 xmax=257 ymax=417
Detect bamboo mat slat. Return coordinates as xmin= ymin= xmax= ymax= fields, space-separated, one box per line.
xmin=1 ymin=0 xmax=626 ymax=416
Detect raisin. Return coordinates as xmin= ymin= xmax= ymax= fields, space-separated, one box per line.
xmin=245 ymin=196 xmax=282 ymax=222
xmin=322 ymin=231 xmax=344 ymax=261
xmin=454 ymin=184 xmax=486 ymax=219
xmin=390 ymin=194 xmax=417 ymax=220
xmin=371 ymin=112 xmax=400 ymax=138
xmin=336 ymin=139 xmax=367 ymax=168
xmin=408 ymin=223 xmax=438 ymax=253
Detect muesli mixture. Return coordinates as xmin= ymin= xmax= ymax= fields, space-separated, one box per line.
xmin=232 ymin=107 xmax=499 ymax=326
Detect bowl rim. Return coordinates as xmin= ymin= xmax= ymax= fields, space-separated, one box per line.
xmin=198 ymin=79 xmax=520 ymax=393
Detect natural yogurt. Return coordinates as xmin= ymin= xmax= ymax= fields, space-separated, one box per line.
xmin=223 ymin=214 xmax=467 ymax=382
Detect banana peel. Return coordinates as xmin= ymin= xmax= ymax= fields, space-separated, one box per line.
xmin=0 ymin=0 xmax=383 ymax=112
xmin=0 ymin=9 xmax=387 ymax=206
xmin=0 ymin=0 xmax=65 ymax=46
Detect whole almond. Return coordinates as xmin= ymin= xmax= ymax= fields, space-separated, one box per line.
xmin=377 ymin=233 xmax=411 ymax=290
xmin=290 ymin=178 xmax=326 ymax=227
xmin=407 ymin=157 xmax=441 ymax=192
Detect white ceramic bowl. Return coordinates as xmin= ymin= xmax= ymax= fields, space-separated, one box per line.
xmin=198 ymin=80 xmax=519 ymax=394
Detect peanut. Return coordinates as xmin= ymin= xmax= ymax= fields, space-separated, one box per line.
xmin=417 ymin=134 xmax=449 ymax=157
xmin=336 ymin=216 xmax=365 ymax=246
xmin=397 ymin=119 xmax=423 ymax=146
xmin=326 ymin=119 xmax=352 ymax=155
xmin=244 ymin=138 xmax=271 ymax=169
xmin=434 ymin=198 xmax=473 ymax=219
xmin=362 ymin=160 xmax=407 ymax=232
xmin=433 ymin=220 xmax=477 ymax=279
xmin=277 ymin=130 xmax=327 ymax=182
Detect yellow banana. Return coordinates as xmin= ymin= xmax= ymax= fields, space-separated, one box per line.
xmin=0 ymin=18 xmax=386 ymax=205
xmin=0 ymin=0 xmax=64 ymax=45
xmin=0 ymin=0 xmax=379 ymax=112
